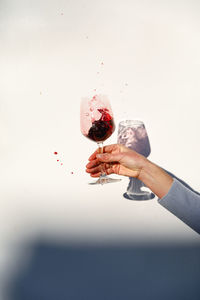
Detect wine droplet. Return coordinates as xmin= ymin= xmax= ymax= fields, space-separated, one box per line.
xmin=54 ymin=152 xmax=58 ymax=155
xmin=92 ymin=95 xmax=97 ymax=101
xmin=57 ymin=159 xmax=59 ymax=162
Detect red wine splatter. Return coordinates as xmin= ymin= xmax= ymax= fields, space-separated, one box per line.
xmin=87 ymin=108 xmax=115 ymax=142
xmin=57 ymin=159 xmax=59 ymax=162
xmin=61 ymin=163 xmax=63 ymax=165
xmin=71 ymin=172 xmax=74 ymax=174
xmin=54 ymin=152 xmax=58 ymax=155
xmin=91 ymin=95 xmax=97 ymax=101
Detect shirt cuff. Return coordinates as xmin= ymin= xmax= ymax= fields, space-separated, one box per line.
xmin=157 ymin=178 xmax=200 ymax=234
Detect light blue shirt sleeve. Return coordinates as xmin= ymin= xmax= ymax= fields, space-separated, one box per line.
xmin=158 ymin=178 xmax=200 ymax=234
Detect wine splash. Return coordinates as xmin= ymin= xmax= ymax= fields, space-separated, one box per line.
xmin=87 ymin=108 xmax=115 ymax=142
xmin=80 ymin=94 xmax=121 ymax=184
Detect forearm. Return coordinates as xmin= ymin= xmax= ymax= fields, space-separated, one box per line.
xmin=139 ymin=159 xmax=173 ymax=198
xmin=138 ymin=158 xmax=200 ymax=234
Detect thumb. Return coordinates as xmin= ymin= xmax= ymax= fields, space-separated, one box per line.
xmin=96 ymin=153 xmax=122 ymax=162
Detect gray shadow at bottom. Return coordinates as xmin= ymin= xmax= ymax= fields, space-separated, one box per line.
xmin=7 ymin=241 xmax=200 ymax=300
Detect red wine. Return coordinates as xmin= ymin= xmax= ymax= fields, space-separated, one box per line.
xmin=87 ymin=108 xmax=115 ymax=142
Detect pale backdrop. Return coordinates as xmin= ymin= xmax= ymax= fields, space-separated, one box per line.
xmin=1 ymin=0 xmax=200 ymax=297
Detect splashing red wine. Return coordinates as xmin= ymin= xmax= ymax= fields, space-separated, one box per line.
xmin=87 ymin=108 xmax=115 ymax=142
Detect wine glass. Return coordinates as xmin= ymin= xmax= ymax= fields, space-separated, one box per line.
xmin=117 ymin=120 xmax=155 ymax=200
xmin=80 ymin=94 xmax=121 ymax=185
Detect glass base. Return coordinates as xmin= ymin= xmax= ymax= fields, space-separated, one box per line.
xmin=123 ymin=192 xmax=155 ymax=201
xmin=89 ymin=176 xmax=121 ymax=185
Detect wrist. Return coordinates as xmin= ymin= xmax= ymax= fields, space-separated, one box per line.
xmin=138 ymin=159 xmax=173 ymax=198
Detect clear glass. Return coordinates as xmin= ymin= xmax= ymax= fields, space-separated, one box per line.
xmin=80 ymin=95 xmax=121 ymax=185
xmin=118 ymin=120 xmax=155 ymax=200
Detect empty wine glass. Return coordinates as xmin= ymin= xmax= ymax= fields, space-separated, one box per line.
xmin=80 ymin=94 xmax=121 ymax=185
xmin=118 ymin=120 xmax=155 ymax=200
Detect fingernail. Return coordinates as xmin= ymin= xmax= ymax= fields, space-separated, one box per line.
xmin=96 ymin=154 xmax=109 ymax=160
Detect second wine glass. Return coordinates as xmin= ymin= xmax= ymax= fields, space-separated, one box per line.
xmin=80 ymin=94 xmax=121 ymax=185
xmin=118 ymin=120 xmax=155 ymax=200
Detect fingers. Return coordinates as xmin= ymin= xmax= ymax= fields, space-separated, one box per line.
xmin=86 ymin=163 xmax=111 ymax=175
xmin=86 ymin=161 xmax=117 ymax=177
xmin=96 ymin=152 xmax=123 ymax=163
xmin=86 ymin=159 xmax=101 ymax=169
xmin=88 ymin=144 xmax=118 ymax=161
xmin=90 ymin=172 xmax=101 ymax=178
xmin=102 ymin=144 xmax=119 ymax=153
xmin=87 ymin=144 xmax=128 ymax=178
xmin=89 ymin=167 xmax=115 ymax=177
xmin=88 ymin=150 xmax=99 ymax=161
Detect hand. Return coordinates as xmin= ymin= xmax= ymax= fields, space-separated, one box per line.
xmin=86 ymin=144 xmax=147 ymax=178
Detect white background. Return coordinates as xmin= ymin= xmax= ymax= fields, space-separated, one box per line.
xmin=0 ymin=0 xmax=200 ymax=296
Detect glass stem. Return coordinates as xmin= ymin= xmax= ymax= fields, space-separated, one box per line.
xmin=127 ymin=177 xmax=143 ymax=194
xmin=97 ymin=142 xmax=107 ymax=177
